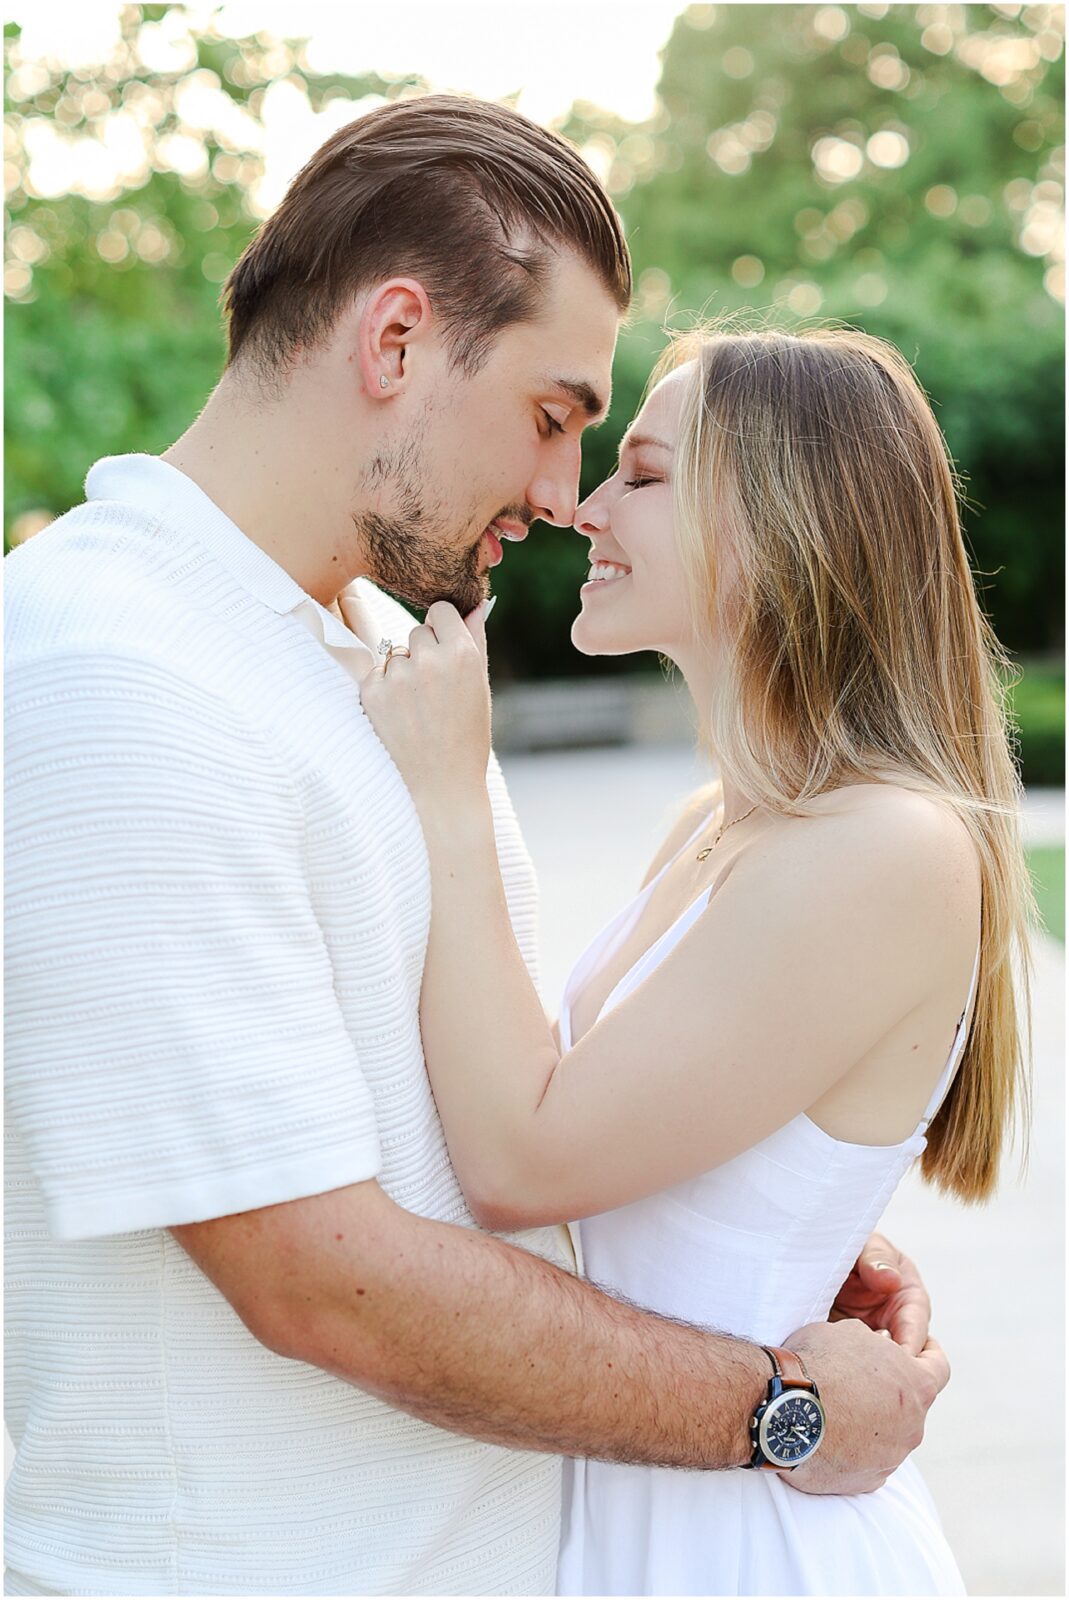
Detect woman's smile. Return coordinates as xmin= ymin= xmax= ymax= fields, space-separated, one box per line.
xmin=581 ymin=558 xmax=632 ymax=594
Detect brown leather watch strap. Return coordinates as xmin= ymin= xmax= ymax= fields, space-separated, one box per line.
xmin=763 ymin=1345 xmax=815 ymax=1389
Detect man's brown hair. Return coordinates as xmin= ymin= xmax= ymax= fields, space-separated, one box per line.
xmin=223 ymin=93 xmax=631 ymax=377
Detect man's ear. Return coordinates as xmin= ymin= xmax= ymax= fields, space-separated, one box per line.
xmin=355 ymin=279 xmax=434 ymax=401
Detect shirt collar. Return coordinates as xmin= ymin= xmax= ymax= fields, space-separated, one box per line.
xmin=85 ymin=452 xmax=378 ymax=671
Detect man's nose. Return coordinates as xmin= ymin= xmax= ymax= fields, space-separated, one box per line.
xmin=526 ymin=438 xmax=583 ymax=528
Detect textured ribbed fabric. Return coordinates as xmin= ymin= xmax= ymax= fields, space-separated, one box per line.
xmin=5 ymin=455 xmax=572 ymax=1596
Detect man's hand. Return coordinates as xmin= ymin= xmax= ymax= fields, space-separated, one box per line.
xmin=830 ymin=1232 xmax=931 ymax=1355
xmin=783 ymin=1317 xmax=950 ymax=1496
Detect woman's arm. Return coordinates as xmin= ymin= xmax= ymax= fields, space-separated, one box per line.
xmin=361 ymin=603 xmax=977 ymax=1233
xmin=416 ymin=795 xmax=562 ymax=1223
xmin=414 ymin=782 xmax=971 ymax=1230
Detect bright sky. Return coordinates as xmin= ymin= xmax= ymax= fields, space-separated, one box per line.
xmin=9 ymin=1 xmax=686 ymax=124
xmin=8 ymin=1 xmax=688 ymax=218
xmin=8 ymin=1 xmax=1063 ymax=302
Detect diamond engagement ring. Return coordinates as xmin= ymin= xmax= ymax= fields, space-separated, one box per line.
xmin=378 ymin=636 xmax=392 ymax=656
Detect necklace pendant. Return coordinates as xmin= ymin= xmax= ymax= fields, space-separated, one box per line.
xmin=696 ymin=844 xmax=715 ymax=862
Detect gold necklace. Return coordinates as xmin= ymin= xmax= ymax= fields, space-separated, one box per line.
xmin=696 ymin=803 xmax=758 ymax=862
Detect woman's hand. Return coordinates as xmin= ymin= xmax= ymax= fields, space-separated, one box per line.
xmin=830 ymin=1232 xmax=932 ymax=1356
xmin=361 ymin=599 xmax=493 ymax=810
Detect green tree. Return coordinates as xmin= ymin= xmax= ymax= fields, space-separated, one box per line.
xmin=5 ymin=9 xmax=413 ymax=537
xmin=5 ymin=4 xmax=1064 ymax=684
xmin=556 ymin=2 xmax=1064 ymax=666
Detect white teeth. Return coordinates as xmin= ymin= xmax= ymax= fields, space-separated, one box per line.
xmin=586 ymin=561 xmax=630 ymax=583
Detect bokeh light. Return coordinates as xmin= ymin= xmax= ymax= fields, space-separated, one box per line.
xmin=4 ymin=0 xmax=1064 ymax=689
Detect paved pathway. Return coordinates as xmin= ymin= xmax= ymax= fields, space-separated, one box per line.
xmin=1021 ymin=786 xmax=1067 ymax=846
xmin=501 ymin=745 xmax=1065 ymax=1597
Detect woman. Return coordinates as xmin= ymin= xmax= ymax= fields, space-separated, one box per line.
xmin=361 ymin=327 xmax=1032 ymax=1596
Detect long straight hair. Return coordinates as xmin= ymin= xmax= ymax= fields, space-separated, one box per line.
xmin=657 ymin=325 xmax=1033 ymax=1202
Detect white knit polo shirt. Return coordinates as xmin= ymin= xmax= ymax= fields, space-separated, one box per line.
xmin=4 ymin=455 xmax=574 ymax=1596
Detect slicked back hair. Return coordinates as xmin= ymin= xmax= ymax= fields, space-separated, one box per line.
xmin=223 ymin=93 xmax=631 ymax=378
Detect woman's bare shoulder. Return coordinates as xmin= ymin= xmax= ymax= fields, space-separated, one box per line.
xmin=803 ymin=782 xmax=978 ymax=859
xmin=639 ymin=779 xmax=723 ymax=889
xmin=753 ymin=782 xmax=981 ymax=936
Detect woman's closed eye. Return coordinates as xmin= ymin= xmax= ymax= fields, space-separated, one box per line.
xmin=623 ymin=476 xmax=660 ymax=490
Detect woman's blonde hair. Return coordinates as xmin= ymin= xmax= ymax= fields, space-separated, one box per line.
xmin=655 ymin=323 xmax=1033 ymax=1202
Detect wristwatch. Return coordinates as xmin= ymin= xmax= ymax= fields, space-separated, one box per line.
xmin=746 ymin=1346 xmax=826 ymax=1470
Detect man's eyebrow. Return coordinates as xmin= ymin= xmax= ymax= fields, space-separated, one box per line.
xmin=548 ymin=376 xmax=610 ymax=423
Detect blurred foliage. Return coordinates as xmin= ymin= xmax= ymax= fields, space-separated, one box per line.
xmin=1027 ymin=844 xmax=1064 ymax=940
xmin=5 ymin=2 xmax=1065 ymax=698
xmin=552 ymin=1 xmax=1066 ymax=679
xmin=1009 ymin=655 xmax=1065 ymax=785
xmin=5 ymin=6 xmax=411 ymax=536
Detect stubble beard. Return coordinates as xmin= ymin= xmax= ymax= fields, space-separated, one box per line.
xmin=356 ymin=436 xmax=489 ymax=617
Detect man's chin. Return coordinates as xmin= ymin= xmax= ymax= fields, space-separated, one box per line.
xmin=371 ymin=575 xmax=489 ymax=618
xmin=420 ymin=575 xmax=491 ymax=617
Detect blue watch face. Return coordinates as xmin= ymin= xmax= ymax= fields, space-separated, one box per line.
xmin=760 ymin=1393 xmax=825 ymax=1465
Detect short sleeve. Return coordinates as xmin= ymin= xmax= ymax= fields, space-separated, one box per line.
xmin=5 ymin=650 xmax=382 ymax=1239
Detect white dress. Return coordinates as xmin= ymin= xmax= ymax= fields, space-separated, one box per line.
xmin=556 ymin=821 xmax=972 ymax=1597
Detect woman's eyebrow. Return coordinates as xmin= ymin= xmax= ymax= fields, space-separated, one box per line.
xmin=619 ymin=431 xmax=671 ymax=458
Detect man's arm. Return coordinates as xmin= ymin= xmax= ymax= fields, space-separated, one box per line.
xmin=173 ymin=1178 xmax=948 ymax=1490
xmin=8 ymin=649 xmax=945 ymax=1491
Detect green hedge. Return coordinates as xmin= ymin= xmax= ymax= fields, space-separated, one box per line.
xmin=5 ymin=7 xmax=1064 ymax=690
xmin=1010 ymin=659 xmax=1065 ymax=788
xmin=1028 ymin=846 xmax=1065 ymax=942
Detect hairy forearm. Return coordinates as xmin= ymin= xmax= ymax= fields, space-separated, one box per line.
xmin=178 ymin=1184 xmax=942 ymax=1495
xmin=254 ymin=1196 xmax=765 ymax=1469
xmin=418 ymin=796 xmax=563 ymax=1212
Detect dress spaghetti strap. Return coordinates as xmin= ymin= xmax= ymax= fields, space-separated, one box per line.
xmin=918 ymin=941 xmax=982 ymax=1132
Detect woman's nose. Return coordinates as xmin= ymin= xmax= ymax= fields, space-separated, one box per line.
xmin=573 ymin=483 xmax=610 ymax=537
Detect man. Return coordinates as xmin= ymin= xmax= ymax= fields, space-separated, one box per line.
xmin=5 ymin=95 xmax=947 ymax=1597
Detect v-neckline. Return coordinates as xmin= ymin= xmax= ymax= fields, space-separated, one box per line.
xmin=561 ymin=810 xmax=719 ymax=1050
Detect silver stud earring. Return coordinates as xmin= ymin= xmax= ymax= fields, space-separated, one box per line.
xmin=379 ymin=375 xmax=390 ymax=390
